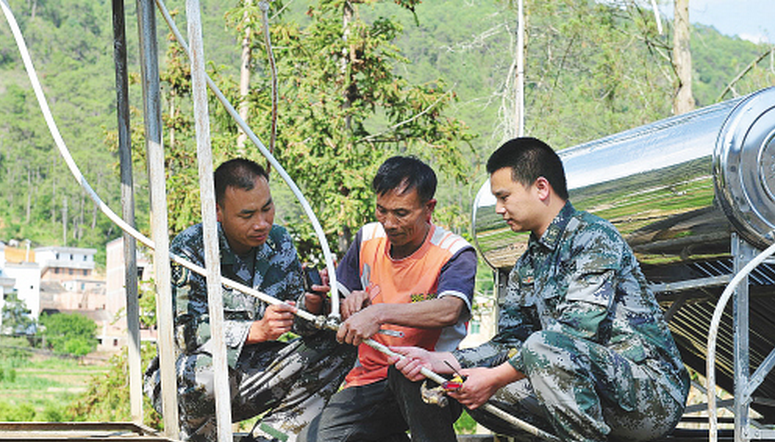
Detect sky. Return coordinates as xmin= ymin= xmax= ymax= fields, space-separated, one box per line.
xmin=669 ymin=0 xmax=775 ymax=44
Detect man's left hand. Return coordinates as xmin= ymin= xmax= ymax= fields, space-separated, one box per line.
xmin=336 ymin=305 xmax=383 ymax=346
xmin=302 ymin=267 xmax=330 ymax=315
xmin=448 ymin=364 xmax=525 ymax=410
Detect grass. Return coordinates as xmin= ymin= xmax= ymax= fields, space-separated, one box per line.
xmin=0 ymin=339 xmax=108 ymax=422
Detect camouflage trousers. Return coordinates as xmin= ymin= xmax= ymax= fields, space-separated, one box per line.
xmin=468 ymin=331 xmax=685 ymax=442
xmin=144 ymin=331 xmax=356 ymax=442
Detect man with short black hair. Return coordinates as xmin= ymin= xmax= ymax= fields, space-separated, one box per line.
xmin=393 ymin=138 xmax=689 ymax=442
xmin=300 ymin=156 xmax=477 ymax=442
xmin=144 ymin=158 xmax=355 ymax=442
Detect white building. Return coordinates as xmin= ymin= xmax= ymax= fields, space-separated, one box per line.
xmin=0 ymin=242 xmax=41 ymax=331
xmin=104 ymin=237 xmax=155 ymax=352
xmin=34 ymin=246 xmax=97 ymax=282
xmin=4 ymin=262 xmax=42 ymax=320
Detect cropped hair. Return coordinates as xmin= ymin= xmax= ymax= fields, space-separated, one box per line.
xmin=372 ymin=156 xmax=437 ymax=203
xmin=214 ymin=158 xmax=269 ymax=205
xmin=486 ymin=137 xmax=569 ymax=200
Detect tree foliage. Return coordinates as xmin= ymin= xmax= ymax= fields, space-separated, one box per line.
xmin=38 ymin=312 xmax=97 ymax=357
xmin=1 ymin=292 xmax=34 ymax=334
xmin=66 ymin=344 xmax=161 ymax=426
xmin=0 ymin=0 xmax=121 ymax=260
xmin=1 ymin=0 xmax=772 ymax=259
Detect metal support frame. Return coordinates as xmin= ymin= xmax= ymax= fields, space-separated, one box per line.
xmin=112 ymin=0 xmax=143 ymax=422
xmin=136 ymin=0 xmax=179 ymax=437
xmin=733 ymin=234 xmax=752 ymax=441
xmin=186 ymin=0 xmax=233 ymax=440
xmin=732 ymin=235 xmax=775 ymax=441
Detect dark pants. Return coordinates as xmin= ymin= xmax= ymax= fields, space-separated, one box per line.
xmin=145 ymin=331 xmax=356 ymax=442
xmin=298 ymin=366 xmax=462 ymax=442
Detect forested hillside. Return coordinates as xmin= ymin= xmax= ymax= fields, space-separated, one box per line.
xmin=0 ymin=0 xmax=772 ymax=263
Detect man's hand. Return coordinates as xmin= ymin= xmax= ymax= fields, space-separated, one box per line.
xmin=336 ymin=304 xmax=383 ymax=346
xmin=390 ymin=346 xmax=434 ymax=382
xmin=448 ymin=364 xmax=525 ymax=410
xmin=302 ymin=267 xmax=329 ymax=315
xmin=246 ymin=303 xmax=296 ymax=343
xmin=390 ymin=346 xmax=459 ymax=381
xmin=340 ymin=289 xmax=372 ymax=319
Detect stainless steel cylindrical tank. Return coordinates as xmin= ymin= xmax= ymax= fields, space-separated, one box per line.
xmin=473 ymin=87 xmax=775 ymax=269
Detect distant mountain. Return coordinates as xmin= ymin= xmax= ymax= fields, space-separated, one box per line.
xmin=0 ymin=0 xmax=771 ymax=262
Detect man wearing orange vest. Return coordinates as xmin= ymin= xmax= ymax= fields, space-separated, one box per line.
xmin=299 ymin=156 xmax=477 ymax=442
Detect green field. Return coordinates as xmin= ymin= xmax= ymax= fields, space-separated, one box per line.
xmin=0 ymin=338 xmax=109 ymax=422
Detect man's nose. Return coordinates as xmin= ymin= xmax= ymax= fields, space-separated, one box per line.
xmin=382 ymin=214 xmax=398 ymax=229
xmin=253 ymin=216 xmax=270 ymax=230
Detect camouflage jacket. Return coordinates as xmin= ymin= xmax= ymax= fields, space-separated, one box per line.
xmin=170 ymin=223 xmax=306 ymax=368
xmin=454 ymin=202 xmax=689 ymax=404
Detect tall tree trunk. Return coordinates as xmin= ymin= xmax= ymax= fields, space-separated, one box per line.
xmin=26 ymin=167 xmax=32 ymax=223
xmin=50 ymin=155 xmax=57 ymax=222
xmin=236 ymin=0 xmax=253 ymax=154
xmin=341 ymin=0 xmax=353 ymax=132
xmin=91 ymin=173 xmax=101 ymax=229
xmin=337 ymin=1 xmax=355 ymax=252
xmin=514 ymin=0 xmax=525 ymax=137
xmin=77 ymin=194 xmax=85 ymax=241
xmin=169 ymin=98 xmax=176 ymax=149
xmin=62 ymin=196 xmax=67 ymax=246
xmin=673 ymin=0 xmax=693 ymax=114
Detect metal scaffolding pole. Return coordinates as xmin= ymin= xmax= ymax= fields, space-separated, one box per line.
xmin=185 ymin=0 xmax=233 ymax=440
xmin=112 ymin=0 xmax=142 ymax=422
xmin=136 ymin=0 xmax=179 ymax=437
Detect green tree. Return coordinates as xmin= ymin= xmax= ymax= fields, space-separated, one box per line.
xmin=211 ymin=0 xmax=475 ymax=257
xmin=38 ymin=312 xmax=97 ymax=357
xmin=1 ymin=292 xmax=34 ymax=335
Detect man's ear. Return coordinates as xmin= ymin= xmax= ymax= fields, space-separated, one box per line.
xmin=425 ymin=198 xmax=437 ymax=221
xmin=216 ymin=203 xmax=223 ymax=223
xmin=534 ymin=177 xmax=552 ymax=201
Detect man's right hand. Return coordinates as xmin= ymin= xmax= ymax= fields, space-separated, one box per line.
xmin=246 ymin=303 xmax=296 ymax=343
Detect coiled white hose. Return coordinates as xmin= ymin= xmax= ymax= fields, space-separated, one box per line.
xmin=706 ymin=240 xmax=775 ymax=442
xmin=1 ymin=2 xmax=557 ymax=438
xmin=0 ymin=0 xmax=339 ymax=319
xmin=154 ymin=0 xmax=341 ymax=318
xmin=0 ymin=0 xmax=324 ymax=324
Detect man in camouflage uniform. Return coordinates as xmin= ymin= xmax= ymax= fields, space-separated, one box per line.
xmin=393 ymin=138 xmax=690 ymax=442
xmin=144 ymin=158 xmax=355 ymax=442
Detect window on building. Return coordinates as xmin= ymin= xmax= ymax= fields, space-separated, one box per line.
xmin=470 ymin=320 xmax=481 ymax=335
xmin=83 ymin=269 xmax=88 ymax=276
xmin=113 ymin=339 xmax=119 ymax=347
xmin=69 ymin=269 xmax=74 ymax=275
xmin=54 ymin=268 xmax=60 ymax=274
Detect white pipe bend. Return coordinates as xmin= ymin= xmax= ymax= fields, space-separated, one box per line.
xmin=706 ymin=239 xmax=775 ymax=442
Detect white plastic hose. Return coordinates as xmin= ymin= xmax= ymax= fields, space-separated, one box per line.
xmin=154 ymin=0 xmax=341 ymax=319
xmin=706 ymin=240 xmax=775 ymax=442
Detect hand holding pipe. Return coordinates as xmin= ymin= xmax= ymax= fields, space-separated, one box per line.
xmin=1 ymin=2 xmax=553 ymax=437
xmin=361 ymin=339 xmax=561 ymax=442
